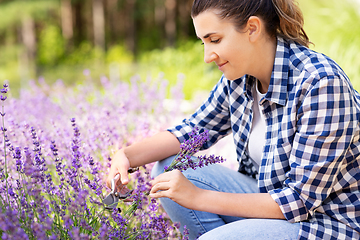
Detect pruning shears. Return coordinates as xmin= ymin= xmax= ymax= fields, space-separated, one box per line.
xmin=102 ymin=167 xmax=139 ymax=209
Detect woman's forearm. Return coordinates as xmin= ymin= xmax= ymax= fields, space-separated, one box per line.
xmin=124 ymin=130 xmax=181 ymax=168
xmin=194 ymin=190 xmax=285 ymax=220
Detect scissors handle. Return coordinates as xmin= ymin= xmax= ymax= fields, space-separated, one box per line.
xmin=104 ymin=168 xmax=139 ymax=209
xmin=110 ymin=167 xmax=139 ymax=192
xmin=110 ymin=174 xmax=120 ymax=194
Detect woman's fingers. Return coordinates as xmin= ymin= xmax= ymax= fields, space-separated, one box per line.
xmin=149 ymin=170 xmax=185 ymax=199
xmin=149 ymin=182 xmax=171 ymax=196
xmin=149 ymin=169 xmax=201 ymax=210
xmin=115 ymin=150 xmax=131 ymax=185
xmin=105 ymin=170 xmax=117 ymax=189
xmin=149 ymin=173 xmax=172 ymax=198
xmin=150 ymin=171 xmax=172 ymax=185
xmin=106 ymin=149 xmax=131 ymax=189
xmin=119 ymin=167 xmax=129 ymax=185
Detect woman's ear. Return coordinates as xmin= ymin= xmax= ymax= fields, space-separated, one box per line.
xmin=246 ymin=16 xmax=262 ymax=42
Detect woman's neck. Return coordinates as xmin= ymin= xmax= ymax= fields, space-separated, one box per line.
xmin=251 ymin=36 xmax=277 ymax=94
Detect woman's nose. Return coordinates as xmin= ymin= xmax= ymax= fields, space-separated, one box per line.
xmin=204 ymin=48 xmax=217 ymax=63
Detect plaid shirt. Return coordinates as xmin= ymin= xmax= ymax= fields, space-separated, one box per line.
xmin=168 ymin=37 xmax=360 ymax=239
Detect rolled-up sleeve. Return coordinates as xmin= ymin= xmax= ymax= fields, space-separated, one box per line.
xmin=168 ymin=76 xmax=232 ymax=149
xmin=269 ymin=75 xmax=357 ymax=222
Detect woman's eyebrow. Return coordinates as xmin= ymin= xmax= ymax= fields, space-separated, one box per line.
xmin=197 ymin=32 xmax=217 ymax=39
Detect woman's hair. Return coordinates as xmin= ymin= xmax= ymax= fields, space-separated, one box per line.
xmin=191 ymin=0 xmax=311 ymax=47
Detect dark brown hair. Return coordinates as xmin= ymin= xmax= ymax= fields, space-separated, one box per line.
xmin=191 ymin=0 xmax=311 ymax=47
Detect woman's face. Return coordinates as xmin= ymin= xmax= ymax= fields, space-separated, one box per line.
xmin=193 ymin=10 xmax=254 ymax=81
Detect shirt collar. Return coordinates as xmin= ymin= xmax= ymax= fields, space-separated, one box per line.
xmin=265 ymin=37 xmax=290 ymax=106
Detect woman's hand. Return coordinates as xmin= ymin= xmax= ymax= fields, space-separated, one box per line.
xmin=105 ymin=131 xmax=181 ymax=191
xmin=106 ymin=148 xmax=131 ymax=191
xmin=149 ymin=170 xmax=202 ymax=209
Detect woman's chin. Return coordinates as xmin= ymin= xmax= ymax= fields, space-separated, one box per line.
xmin=223 ymin=73 xmax=245 ymax=81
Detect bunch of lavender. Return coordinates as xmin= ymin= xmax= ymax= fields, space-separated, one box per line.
xmin=0 ymin=78 xmax=189 ymax=239
xmin=164 ymin=127 xmax=225 ymax=172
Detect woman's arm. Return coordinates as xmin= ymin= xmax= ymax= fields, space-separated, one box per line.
xmin=196 ymin=191 xmax=285 ymax=219
xmin=125 ymin=130 xmax=180 ymax=167
xmin=150 ymin=170 xmax=285 ymax=219
xmin=107 ymin=76 xmax=230 ymax=187
xmin=106 ymin=131 xmax=180 ymax=186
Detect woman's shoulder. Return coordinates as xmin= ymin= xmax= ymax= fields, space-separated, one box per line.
xmin=288 ymin=41 xmax=345 ymax=80
xmin=285 ymin=40 xmax=352 ymax=94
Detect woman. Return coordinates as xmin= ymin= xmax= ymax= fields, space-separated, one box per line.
xmin=107 ymin=0 xmax=360 ymax=239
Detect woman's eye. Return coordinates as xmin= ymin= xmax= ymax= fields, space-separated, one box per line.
xmin=211 ymin=39 xmax=220 ymax=43
xmin=200 ymin=39 xmax=220 ymax=45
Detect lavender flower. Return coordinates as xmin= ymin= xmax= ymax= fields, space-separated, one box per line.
xmin=0 ymin=85 xmax=8 ymax=103
xmin=165 ymin=127 xmax=225 ymax=172
xmin=13 ymin=147 xmax=23 ymax=173
xmin=182 ymin=225 xmax=190 ymax=240
xmin=7 ymin=187 xmax=17 ymax=198
xmin=0 ymin=208 xmax=29 ymax=240
xmin=0 ymin=87 xmax=8 ymax=94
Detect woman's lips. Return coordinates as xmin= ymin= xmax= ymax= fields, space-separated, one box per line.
xmin=217 ymin=61 xmax=228 ymax=71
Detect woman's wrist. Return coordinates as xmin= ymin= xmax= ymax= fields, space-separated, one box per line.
xmin=190 ymin=187 xmax=209 ymax=211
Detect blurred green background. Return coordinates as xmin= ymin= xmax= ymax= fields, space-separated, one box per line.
xmin=0 ymin=0 xmax=359 ymax=99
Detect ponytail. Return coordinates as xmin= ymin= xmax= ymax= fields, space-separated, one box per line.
xmin=271 ymin=0 xmax=311 ymax=47
xmin=192 ymin=0 xmax=312 ymax=47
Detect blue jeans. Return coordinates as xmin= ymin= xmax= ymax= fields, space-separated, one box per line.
xmin=151 ymin=156 xmax=300 ymax=240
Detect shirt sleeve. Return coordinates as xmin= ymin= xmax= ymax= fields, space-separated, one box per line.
xmin=269 ymin=75 xmax=358 ymax=222
xmin=167 ymin=75 xmax=232 ymax=149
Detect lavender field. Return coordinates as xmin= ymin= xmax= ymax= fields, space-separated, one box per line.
xmin=0 ymin=0 xmax=359 ymax=239
xmin=0 ymin=75 xmax=193 ymax=239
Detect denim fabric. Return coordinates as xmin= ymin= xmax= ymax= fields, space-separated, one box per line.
xmin=198 ymin=218 xmax=300 ymax=240
xmin=151 ymin=156 xmax=300 ymax=240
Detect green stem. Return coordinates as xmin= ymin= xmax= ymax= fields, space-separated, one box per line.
xmin=21 ymin=176 xmax=41 ymax=231
xmin=0 ymin=194 xmax=5 ymax=209
xmin=88 ymin=204 xmax=105 ymax=226
xmin=165 ymin=147 xmax=201 ymax=172
xmin=1 ymin=104 xmax=9 ymax=205
xmin=18 ymin=174 xmax=39 ymax=238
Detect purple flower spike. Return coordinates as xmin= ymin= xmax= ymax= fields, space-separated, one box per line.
xmin=165 ymin=127 xmax=226 ymax=172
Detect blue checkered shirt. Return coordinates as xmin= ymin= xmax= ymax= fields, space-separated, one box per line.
xmin=168 ymin=37 xmax=360 ymax=239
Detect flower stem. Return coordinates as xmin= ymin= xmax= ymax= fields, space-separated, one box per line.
xmin=1 ymin=103 xmax=9 ymax=205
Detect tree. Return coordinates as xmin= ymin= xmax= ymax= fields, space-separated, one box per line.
xmin=92 ymin=0 xmax=105 ymax=50
xmin=165 ymin=0 xmax=176 ymax=46
xmin=60 ymin=0 xmax=73 ymax=48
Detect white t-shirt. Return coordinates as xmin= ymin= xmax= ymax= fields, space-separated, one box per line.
xmin=247 ymin=80 xmax=266 ymax=169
